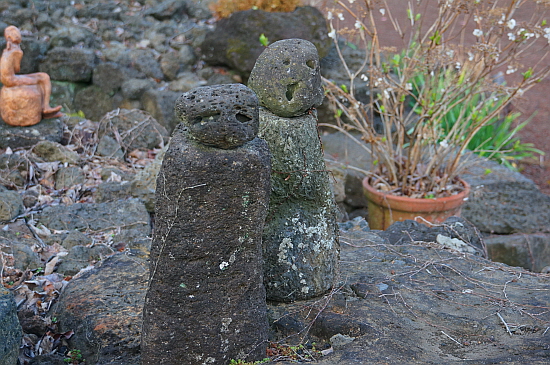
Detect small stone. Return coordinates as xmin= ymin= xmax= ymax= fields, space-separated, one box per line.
xmin=174 ymin=84 xmax=259 ymax=149
xmin=129 ymin=49 xmax=164 ymax=80
xmin=39 ymin=47 xmax=96 ymax=82
xmin=55 ymin=166 xmax=86 ymax=189
xmin=56 ymin=244 xmax=113 ymax=276
xmin=92 ymin=62 xmax=127 ymax=94
xmin=62 ymin=230 xmax=93 ymax=250
xmin=121 ymin=78 xmax=156 ymax=100
xmin=168 ymin=71 xmax=206 ymax=92
xmin=97 ymin=109 xmax=169 ymax=156
xmin=330 ymin=333 xmax=356 ymax=349
xmin=32 ymin=140 xmax=80 ymax=164
xmin=74 ymin=85 xmax=122 ymax=122
xmin=248 ymin=39 xmax=324 ymax=117
xmin=0 ymin=190 xmax=23 ymax=221
xmin=96 ymin=135 xmax=125 ymax=160
xmin=141 ymin=89 xmax=181 ymax=133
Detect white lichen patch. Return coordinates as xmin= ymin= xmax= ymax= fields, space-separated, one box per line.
xmin=219 ymin=261 xmax=229 ymax=270
xmin=301 ymin=286 xmax=310 ymax=294
xmin=277 ymin=237 xmax=294 ymax=263
xmin=436 ymin=234 xmax=477 ymax=254
xmin=221 ymin=317 xmax=232 ymax=333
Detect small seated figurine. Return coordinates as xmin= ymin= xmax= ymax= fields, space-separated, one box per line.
xmin=0 ymin=26 xmax=62 ymax=126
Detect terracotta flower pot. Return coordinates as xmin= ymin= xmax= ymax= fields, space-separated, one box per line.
xmin=363 ymin=177 xmax=470 ymax=230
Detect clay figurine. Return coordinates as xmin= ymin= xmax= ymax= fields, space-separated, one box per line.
xmin=0 ymin=26 xmax=62 ymax=127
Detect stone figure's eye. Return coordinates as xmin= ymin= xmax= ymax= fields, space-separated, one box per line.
xmin=192 ymin=113 xmax=220 ymax=125
xmin=236 ymin=113 xmax=252 ymax=123
xmin=306 ymin=60 xmax=315 ymax=69
xmin=283 ymin=59 xmax=290 ymax=65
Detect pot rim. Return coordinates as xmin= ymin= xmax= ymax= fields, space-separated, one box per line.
xmin=362 ymin=177 xmax=470 ymax=213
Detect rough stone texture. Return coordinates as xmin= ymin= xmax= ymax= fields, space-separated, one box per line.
xmin=258 ymin=108 xmax=339 ymax=302
xmin=249 ymin=39 xmax=324 ymax=118
xmin=141 ymin=125 xmax=271 ymax=364
xmin=56 ymin=244 xmax=113 ymax=276
xmin=95 ymin=134 xmax=125 ymax=160
xmin=55 ymin=166 xmax=86 ymax=189
xmin=50 ymin=81 xmax=85 ymax=112
xmin=0 ymin=189 xmax=23 ymax=221
xmin=35 ymin=198 xmax=150 ymax=235
xmin=485 ymin=233 xmax=550 ymax=272
xmin=201 ymin=6 xmax=331 ymax=75
xmin=141 ymin=89 xmax=181 ymax=133
xmin=74 ymin=85 xmax=123 ymax=122
xmin=120 ymin=78 xmax=155 ymax=100
xmin=39 ymin=47 xmax=96 ymax=82
xmin=143 ymin=0 xmax=188 ymax=21
xmin=49 ymin=25 xmax=97 ymax=48
xmin=32 ymin=140 xmax=80 ymax=164
xmin=92 ymin=62 xmax=128 ymax=94
xmin=97 ymin=109 xmax=169 ymax=156
xmin=174 ymin=84 xmax=259 ymax=149
xmin=52 ymin=253 xmax=148 ymax=365
xmin=460 ymin=161 xmax=550 ymax=234
xmin=377 ymin=217 xmax=485 ymax=255
xmin=0 ymin=286 xmax=22 ymax=365
xmin=268 ymin=218 xmax=550 ymax=365
xmin=128 ymin=49 xmax=164 ymax=80
xmin=95 ymin=145 xmax=167 ymax=212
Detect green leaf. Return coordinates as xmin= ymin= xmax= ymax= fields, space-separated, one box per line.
xmin=429 ymin=30 xmax=441 ymax=45
xmin=340 ymin=84 xmax=349 ymax=93
xmin=259 ymin=33 xmax=269 ymax=47
xmin=522 ymin=68 xmax=533 ymax=80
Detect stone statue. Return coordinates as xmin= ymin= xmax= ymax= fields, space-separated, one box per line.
xmin=0 ymin=26 xmax=62 ymax=127
xmin=249 ymin=39 xmax=340 ymax=302
xmin=141 ymin=84 xmax=271 ymax=364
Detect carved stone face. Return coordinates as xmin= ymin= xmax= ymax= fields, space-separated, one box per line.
xmin=248 ymin=38 xmax=324 ymax=118
xmin=174 ymin=84 xmax=259 ymax=149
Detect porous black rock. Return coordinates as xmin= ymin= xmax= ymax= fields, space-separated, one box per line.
xmin=141 ymin=86 xmax=271 ymax=363
xmin=0 ymin=286 xmax=21 ymax=365
xmin=201 ymin=6 xmax=331 ymax=75
xmin=249 ymin=39 xmax=324 ymax=118
xmin=174 ymin=84 xmax=259 ymax=149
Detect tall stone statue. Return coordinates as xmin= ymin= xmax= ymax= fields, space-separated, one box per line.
xmin=141 ymin=84 xmax=271 ymax=364
xmin=0 ymin=26 xmax=62 ymax=127
xmin=249 ymin=39 xmax=340 ymax=302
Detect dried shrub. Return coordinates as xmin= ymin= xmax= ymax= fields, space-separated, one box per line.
xmin=210 ymin=0 xmax=303 ymax=19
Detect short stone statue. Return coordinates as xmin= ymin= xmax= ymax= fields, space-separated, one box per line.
xmin=0 ymin=26 xmax=62 ymax=127
xmin=249 ymin=39 xmax=340 ymax=302
xmin=141 ymin=84 xmax=271 ymax=364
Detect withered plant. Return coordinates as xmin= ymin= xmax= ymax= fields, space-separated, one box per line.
xmin=322 ymin=0 xmax=550 ymax=198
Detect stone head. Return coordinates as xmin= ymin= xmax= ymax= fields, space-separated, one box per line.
xmin=248 ymin=38 xmax=324 ymax=118
xmin=175 ymin=84 xmax=259 ymax=149
xmin=4 ymin=26 xmax=21 ymax=45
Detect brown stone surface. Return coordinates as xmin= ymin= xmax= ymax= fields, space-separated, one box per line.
xmin=0 ymin=26 xmax=61 ymax=127
xmin=141 ymin=125 xmax=271 ymax=364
